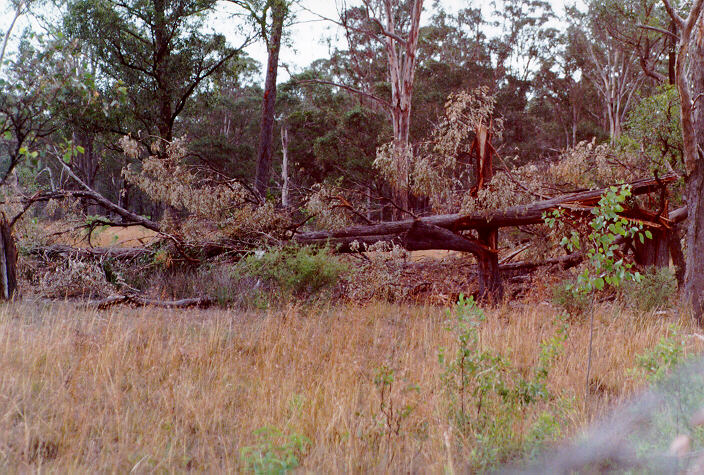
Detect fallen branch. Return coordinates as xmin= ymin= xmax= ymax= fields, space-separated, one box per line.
xmin=86 ymin=294 xmax=215 ymax=310
xmin=54 ymin=158 xmax=161 ymax=232
xmin=30 ymin=245 xmax=153 ymax=260
xmin=499 ymin=252 xmax=583 ymax=276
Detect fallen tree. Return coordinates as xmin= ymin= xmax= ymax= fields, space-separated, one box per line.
xmin=30 ymin=245 xmax=154 ymax=260
xmin=295 ymin=174 xmax=683 ymax=301
xmin=295 ymin=174 xmax=678 ymax=246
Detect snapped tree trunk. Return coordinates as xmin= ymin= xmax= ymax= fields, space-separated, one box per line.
xmin=477 ymin=228 xmax=502 ymax=302
xmin=254 ymin=1 xmax=286 ymax=198
xmin=0 ymin=219 xmax=17 ymax=300
xmin=633 ymin=229 xmax=670 ymax=268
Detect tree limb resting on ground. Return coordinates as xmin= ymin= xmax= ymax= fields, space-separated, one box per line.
xmin=86 ymin=295 xmax=214 ymax=310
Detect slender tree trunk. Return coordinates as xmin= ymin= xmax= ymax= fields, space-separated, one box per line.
xmin=153 ymin=0 xmax=173 ymax=142
xmin=280 ymin=122 xmax=289 ymax=207
xmin=254 ymin=1 xmax=286 ymax=198
xmin=669 ymin=21 xmax=677 ymax=85
xmin=384 ymin=0 xmax=423 ymax=215
xmin=0 ymin=1 xmax=23 ymax=68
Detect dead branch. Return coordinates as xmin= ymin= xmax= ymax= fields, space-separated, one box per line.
xmin=30 ymin=245 xmax=154 ymax=260
xmin=54 ymin=157 xmax=161 ymax=232
xmin=86 ymin=294 xmax=214 ymax=310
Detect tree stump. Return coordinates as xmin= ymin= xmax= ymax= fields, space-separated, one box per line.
xmin=477 ymin=228 xmax=503 ymax=303
xmin=633 ymin=229 xmax=670 ymax=268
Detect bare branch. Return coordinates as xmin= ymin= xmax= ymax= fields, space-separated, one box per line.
xmin=637 ymin=24 xmax=679 ymax=40
xmin=296 ymin=78 xmax=391 ymax=110
xmin=662 ymin=0 xmax=685 ymax=30
xmin=54 ymin=155 xmax=161 ymax=232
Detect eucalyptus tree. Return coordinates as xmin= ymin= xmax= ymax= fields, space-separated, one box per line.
xmin=0 ymin=35 xmax=91 ymax=298
xmin=660 ymin=0 xmax=704 ymax=322
xmin=62 ymin=0 xmax=250 ymax=143
xmin=568 ymin=7 xmax=645 ymax=143
xmin=227 ymin=0 xmax=296 ymax=198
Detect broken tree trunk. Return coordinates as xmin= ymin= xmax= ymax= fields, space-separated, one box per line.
xmin=634 ymin=228 xmax=670 ymax=268
xmin=470 ymin=124 xmax=502 ymax=301
xmin=400 ymin=221 xmax=493 ymax=255
xmin=0 ymin=219 xmax=17 ymax=300
xmin=295 ymin=175 xmax=681 ymax=302
xmin=477 ymin=228 xmax=502 ymax=302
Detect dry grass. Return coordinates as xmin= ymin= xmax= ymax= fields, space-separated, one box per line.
xmin=0 ymin=300 xmax=701 ymax=472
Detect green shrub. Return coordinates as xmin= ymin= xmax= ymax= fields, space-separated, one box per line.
xmin=438 ymin=295 xmax=570 ymax=470
xmin=619 ymin=266 xmax=677 ymax=312
xmin=240 ymin=245 xmax=347 ymax=297
xmin=630 ymin=324 xmax=685 ymax=383
xmin=240 ymin=426 xmax=310 ymax=474
xmin=551 ymin=280 xmax=591 ymax=315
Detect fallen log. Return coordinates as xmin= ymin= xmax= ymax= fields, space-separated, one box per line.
xmin=30 ymin=245 xmax=153 ymax=260
xmin=86 ymin=295 xmax=215 ymax=310
xmin=295 ymin=175 xmax=678 ymax=246
xmin=401 ymin=221 xmax=494 ymax=254
xmin=500 ymin=252 xmax=583 ymax=277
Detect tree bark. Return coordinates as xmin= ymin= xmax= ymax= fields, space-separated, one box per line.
xmin=633 ymin=229 xmax=670 ymax=268
xmin=383 ymin=0 xmax=423 ymax=214
xmin=254 ymin=1 xmax=286 ymax=197
xmin=668 ymin=225 xmax=686 ymax=286
xmin=153 ymin=0 xmax=174 ymax=142
xmin=684 ymin=161 xmax=704 ymax=320
xmin=663 ymin=0 xmax=704 ymax=321
xmin=477 ymin=228 xmax=502 ymax=302
xmin=0 ymin=219 xmax=17 ymax=300
xmin=281 ymin=122 xmax=289 ymax=206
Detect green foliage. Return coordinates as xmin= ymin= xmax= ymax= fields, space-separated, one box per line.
xmin=544 ymin=185 xmax=647 ymax=309
xmin=631 ymin=325 xmax=685 ymax=383
xmin=63 ymin=0 xmax=242 ymax=142
xmin=371 ymin=365 xmax=421 ymax=439
xmin=618 ymin=85 xmax=683 ymax=174
xmin=619 ymin=266 xmax=677 ymax=312
xmin=240 ymin=426 xmax=310 ymax=474
xmin=438 ymin=295 xmax=569 ymax=469
xmin=241 ymin=245 xmax=347 ymax=297
xmin=551 ymin=280 xmax=591 ymax=315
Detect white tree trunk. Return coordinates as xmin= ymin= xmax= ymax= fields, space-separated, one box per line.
xmin=280 ymin=123 xmax=289 ymax=207
xmin=382 ymin=0 xmax=423 ymax=211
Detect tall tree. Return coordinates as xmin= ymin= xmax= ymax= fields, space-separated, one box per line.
xmin=230 ymin=0 xmax=292 ymax=197
xmin=661 ymin=0 xmax=704 ymax=321
xmin=569 ymin=9 xmax=645 ymax=143
xmin=336 ymin=0 xmax=424 ymax=212
xmin=63 ymin=0 xmax=248 ymax=142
